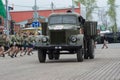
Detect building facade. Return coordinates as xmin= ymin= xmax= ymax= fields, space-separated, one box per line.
xmin=0 ymin=7 xmax=80 ymax=34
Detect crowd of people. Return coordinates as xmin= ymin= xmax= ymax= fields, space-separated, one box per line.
xmin=0 ymin=32 xmax=36 ymax=58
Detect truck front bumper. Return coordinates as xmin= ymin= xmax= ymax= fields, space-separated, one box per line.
xmin=36 ymin=45 xmax=82 ymax=50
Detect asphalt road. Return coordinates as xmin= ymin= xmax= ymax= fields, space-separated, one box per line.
xmin=0 ymin=44 xmax=120 ymax=80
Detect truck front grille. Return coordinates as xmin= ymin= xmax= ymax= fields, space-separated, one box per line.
xmin=50 ymin=30 xmax=66 ymax=44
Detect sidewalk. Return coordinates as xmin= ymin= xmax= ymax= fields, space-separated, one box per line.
xmin=96 ymin=43 xmax=120 ymax=49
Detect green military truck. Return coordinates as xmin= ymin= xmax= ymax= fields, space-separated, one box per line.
xmin=35 ymin=13 xmax=97 ymax=63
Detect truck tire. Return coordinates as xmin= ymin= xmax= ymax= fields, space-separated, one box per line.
xmin=84 ymin=38 xmax=89 ymax=59
xmin=77 ymin=49 xmax=83 ymax=62
xmin=38 ymin=49 xmax=46 ymax=63
xmin=88 ymin=39 xmax=94 ymax=59
xmin=54 ymin=54 xmax=60 ymax=60
xmin=84 ymin=50 xmax=89 ymax=59
xmin=48 ymin=53 xmax=54 ymax=60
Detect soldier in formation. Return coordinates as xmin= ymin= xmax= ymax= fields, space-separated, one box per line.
xmin=23 ymin=33 xmax=35 ymax=56
xmin=1 ymin=32 xmax=36 ymax=58
xmin=0 ymin=34 xmax=8 ymax=57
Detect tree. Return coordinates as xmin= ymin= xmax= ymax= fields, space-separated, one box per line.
xmin=107 ymin=0 xmax=117 ymax=32
xmin=107 ymin=0 xmax=118 ymax=42
xmin=74 ymin=0 xmax=97 ymax=20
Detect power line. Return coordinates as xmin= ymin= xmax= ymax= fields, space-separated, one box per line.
xmin=13 ymin=5 xmax=33 ymax=8
xmin=11 ymin=4 xmax=73 ymax=10
xmin=80 ymin=5 xmax=120 ymax=9
xmin=8 ymin=2 xmax=120 ymax=11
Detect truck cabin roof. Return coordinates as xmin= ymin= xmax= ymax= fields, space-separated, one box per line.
xmin=48 ymin=13 xmax=85 ymax=25
xmin=48 ymin=13 xmax=80 ymax=18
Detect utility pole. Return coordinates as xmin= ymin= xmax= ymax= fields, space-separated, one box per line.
xmin=33 ymin=0 xmax=39 ymax=22
xmin=32 ymin=0 xmax=39 ymax=35
xmin=72 ymin=0 xmax=74 ymax=13
xmin=5 ymin=0 xmax=9 ymax=36
xmin=51 ymin=2 xmax=54 ymax=13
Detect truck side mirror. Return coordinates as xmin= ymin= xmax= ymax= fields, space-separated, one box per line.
xmin=78 ymin=16 xmax=85 ymax=25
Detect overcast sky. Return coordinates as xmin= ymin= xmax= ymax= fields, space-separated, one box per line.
xmin=2 ymin=0 xmax=120 ymax=27
xmin=2 ymin=0 xmax=113 ymax=11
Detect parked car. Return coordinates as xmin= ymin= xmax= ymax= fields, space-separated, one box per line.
xmin=104 ymin=32 xmax=120 ymax=43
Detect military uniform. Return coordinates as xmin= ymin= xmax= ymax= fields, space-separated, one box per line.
xmin=28 ymin=35 xmax=36 ymax=48
xmin=0 ymin=34 xmax=9 ymax=50
xmin=8 ymin=35 xmax=18 ymax=58
xmin=23 ymin=35 xmax=29 ymax=49
xmin=0 ymin=35 xmax=7 ymax=47
xmin=11 ymin=35 xmax=17 ymax=46
xmin=20 ymin=35 xmax=24 ymax=48
xmin=15 ymin=35 xmax=22 ymax=48
xmin=0 ymin=34 xmax=7 ymax=57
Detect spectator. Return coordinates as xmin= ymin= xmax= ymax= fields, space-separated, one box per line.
xmin=102 ymin=36 xmax=108 ymax=49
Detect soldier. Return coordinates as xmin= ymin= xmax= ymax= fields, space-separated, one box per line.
xmin=9 ymin=34 xmax=18 ymax=58
xmin=0 ymin=46 xmax=5 ymax=57
xmin=27 ymin=33 xmax=36 ymax=55
xmin=4 ymin=36 xmax=13 ymax=56
xmin=19 ymin=32 xmax=25 ymax=56
xmin=0 ymin=34 xmax=8 ymax=57
xmin=5 ymin=35 xmax=18 ymax=58
xmin=14 ymin=33 xmax=22 ymax=57
xmin=23 ymin=33 xmax=29 ymax=55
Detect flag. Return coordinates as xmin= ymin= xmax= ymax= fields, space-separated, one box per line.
xmin=0 ymin=0 xmax=6 ymax=18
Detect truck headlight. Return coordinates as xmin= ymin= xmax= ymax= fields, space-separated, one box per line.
xmin=70 ymin=36 xmax=77 ymax=42
xmin=42 ymin=37 xmax=48 ymax=43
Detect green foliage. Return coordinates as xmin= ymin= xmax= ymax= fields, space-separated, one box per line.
xmin=74 ymin=0 xmax=97 ymax=20
xmin=107 ymin=0 xmax=117 ymax=32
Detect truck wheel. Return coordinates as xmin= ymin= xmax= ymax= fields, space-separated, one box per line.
xmin=88 ymin=39 xmax=94 ymax=59
xmin=84 ymin=50 xmax=89 ymax=59
xmin=54 ymin=54 xmax=60 ymax=60
xmin=84 ymin=38 xmax=89 ymax=59
xmin=48 ymin=53 xmax=54 ymax=60
xmin=38 ymin=49 xmax=46 ymax=63
xmin=77 ymin=49 xmax=83 ymax=62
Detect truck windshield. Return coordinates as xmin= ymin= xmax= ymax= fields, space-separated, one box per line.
xmin=49 ymin=15 xmax=77 ymax=25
